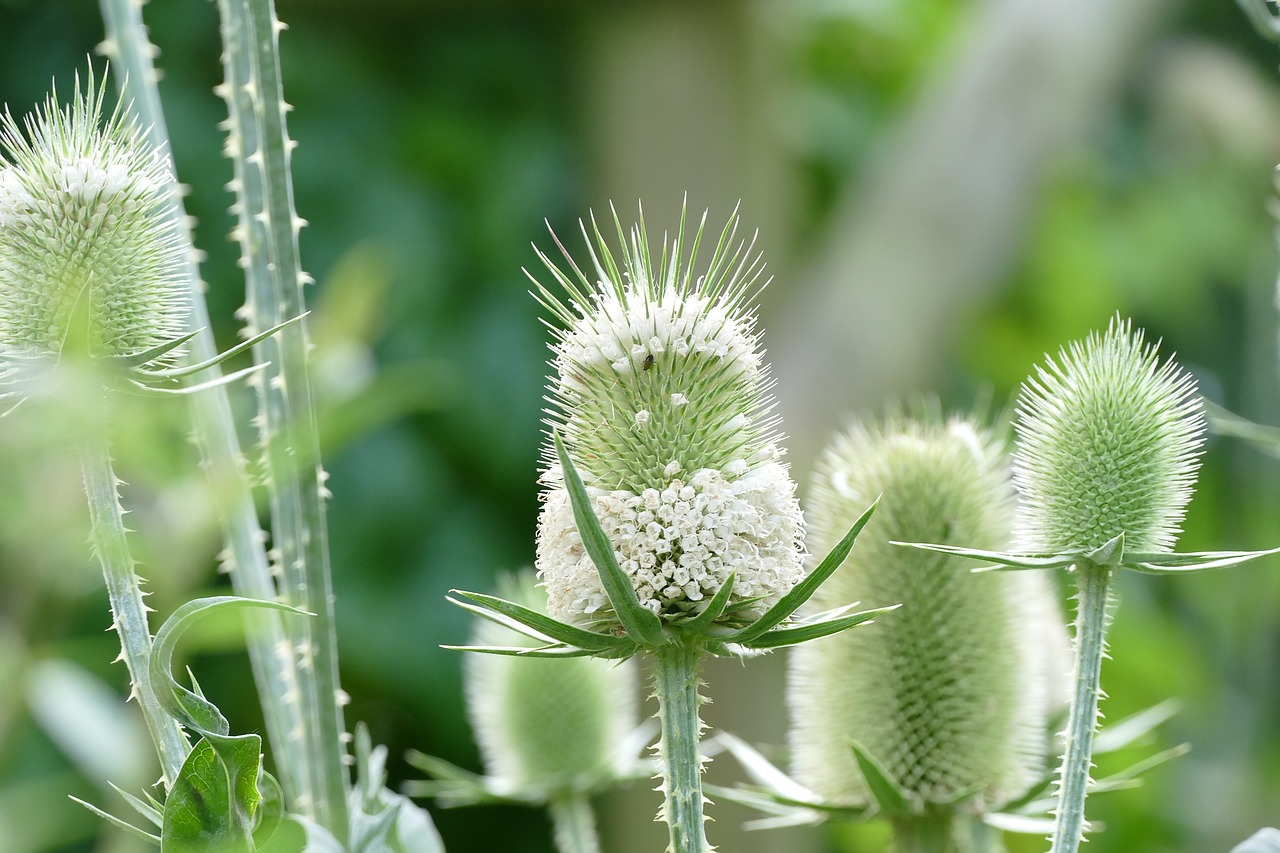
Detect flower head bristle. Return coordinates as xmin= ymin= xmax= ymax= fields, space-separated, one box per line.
xmin=1013 ymin=316 xmax=1206 ymax=554
xmin=532 ymin=203 xmax=805 ymax=631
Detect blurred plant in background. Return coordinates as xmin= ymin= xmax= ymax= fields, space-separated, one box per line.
xmin=1 ymin=1 xmax=1279 ymax=852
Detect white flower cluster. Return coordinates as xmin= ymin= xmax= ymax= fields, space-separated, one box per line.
xmin=553 ymin=285 xmax=760 ymax=393
xmin=537 ymin=460 xmax=805 ymax=626
xmin=0 ymin=168 xmax=35 ymax=229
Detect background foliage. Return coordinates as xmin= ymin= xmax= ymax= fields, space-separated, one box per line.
xmin=0 ymin=1 xmax=1278 ymax=851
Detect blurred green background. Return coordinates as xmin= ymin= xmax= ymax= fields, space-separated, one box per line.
xmin=1 ymin=0 xmax=1279 ymax=851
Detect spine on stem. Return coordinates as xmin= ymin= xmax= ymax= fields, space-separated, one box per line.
xmin=81 ymin=437 xmax=191 ymax=787
xmin=215 ymin=0 xmax=349 ymax=836
xmin=96 ymin=0 xmax=306 ymax=808
xmin=1049 ymin=562 xmax=1113 ymax=853
xmin=653 ymin=640 xmax=711 ymax=853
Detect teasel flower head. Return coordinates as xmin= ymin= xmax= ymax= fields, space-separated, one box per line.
xmin=462 ymin=573 xmax=646 ymax=800
xmin=0 ymin=72 xmax=186 ymax=368
xmin=789 ymin=408 xmax=1064 ymax=809
xmin=1013 ymin=316 xmax=1205 ymax=555
xmin=531 ymin=205 xmax=806 ymax=633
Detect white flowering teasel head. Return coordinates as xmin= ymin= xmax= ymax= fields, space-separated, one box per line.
xmin=531 ymin=205 xmax=806 ymax=632
xmin=0 ymin=72 xmax=186 ymax=367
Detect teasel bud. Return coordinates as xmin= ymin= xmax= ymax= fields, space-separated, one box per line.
xmin=1013 ymin=316 xmax=1205 ymax=555
xmin=0 ymin=73 xmax=186 ymax=367
xmin=532 ymin=206 xmax=805 ymax=633
xmin=464 ymin=573 xmax=643 ymax=798
xmin=789 ymin=410 xmax=1063 ymax=811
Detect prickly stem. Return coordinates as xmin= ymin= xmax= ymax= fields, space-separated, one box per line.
xmin=1049 ymin=561 xmax=1113 ymax=853
xmin=549 ymin=793 xmax=603 ymax=853
xmin=652 ymin=639 xmax=711 ymax=853
xmin=215 ymin=0 xmax=349 ymax=837
xmin=80 ymin=431 xmax=190 ymax=787
xmin=97 ymin=0 xmax=307 ymax=808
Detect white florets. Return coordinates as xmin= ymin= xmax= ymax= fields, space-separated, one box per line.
xmin=553 ymin=285 xmax=760 ymax=395
xmin=536 ymin=460 xmax=805 ymax=626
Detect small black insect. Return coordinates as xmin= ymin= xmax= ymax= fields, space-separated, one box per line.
xmin=642 ymin=353 xmax=655 ymax=371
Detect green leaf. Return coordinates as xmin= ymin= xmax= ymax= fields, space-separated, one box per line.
xmin=553 ymin=431 xmax=666 ymax=647
xmin=149 ymin=596 xmax=306 ymax=736
xmin=729 ymin=499 xmax=878 ymax=645
xmin=442 ymin=643 xmax=630 ymax=659
xmin=141 ymin=313 xmax=309 ymax=379
xmin=712 ymin=732 xmax=821 ymax=805
xmin=1093 ymin=699 xmax=1179 ymax=754
xmin=350 ymin=724 xmax=446 ymax=853
xmin=1125 ymin=546 xmax=1280 ymax=574
xmin=108 ymin=330 xmax=200 ymax=369
xmin=890 ymin=541 xmax=1078 ymax=571
xmin=1091 ymin=743 xmax=1189 ymax=793
xmin=1086 ymin=532 xmax=1126 ymax=567
xmin=736 ymin=604 xmax=899 ymax=650
xmin=69 ymin=796 xmax=161 ymax=845
xmin=447 ymin=590 xmax=631 ymax=652
xmin=161 ymin=734 xmax=263 ymax=853
xmin=849 ymin=740 xmax=915 ymax=818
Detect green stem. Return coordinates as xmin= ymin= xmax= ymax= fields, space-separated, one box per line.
xmin=80 ymin=436 xmax=190 ymax=787
xmin=96 ymin=0 xmax=306 ymax=808
xmin=549 ymin=793 xmax=602 ymax=853
xmin=216 ymin=0 xmax=349 ymax=836
xmin=652 ymin=639 xmax=710 ymax=853
xmin=1049 ymin=561 xmax=1113 ymax=853
xmin=892 ymin=811 xmax=956 ymax=853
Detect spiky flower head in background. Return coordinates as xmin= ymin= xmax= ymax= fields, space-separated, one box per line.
xmin=1013 ymin=316 xmax=1205 ymax=555
xmin=0 ymin=72 xmax=186 ymax=368
xmin=463 ymin=573 xmax=644 ymax=799
xmin=790 ymin=409 xmax=1063 ymax=810
xmin=531 ymin=205 xmax=805 ymax=632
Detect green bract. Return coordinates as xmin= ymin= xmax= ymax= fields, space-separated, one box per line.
xmin=1013 ymin=316 xmax=1205 ymax=554
xmin=790 ymin=411 xmax=1062 ymax=812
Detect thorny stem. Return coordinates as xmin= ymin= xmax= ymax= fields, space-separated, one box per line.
xmin=652 ymin=638 xmax=711 ymax=853
xmin=80 ymin=434 xmax=190 ymax=788
xmin=1049 ymin=561 xmax=1113 ymax=853
xmin=96 ymin=0 xmax=306 ymax=808
xmin=549 ymin=793 xmax=602 ymax=853
xmin=217 ymin=0 xmax=350 ymax=836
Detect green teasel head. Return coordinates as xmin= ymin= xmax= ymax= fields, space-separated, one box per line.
xmin=1013 ymin=316 xmax=1205 ymax=555
xmin=465 ymin=573 xmax=641 ymax=798
xmin=789 ymin=408 xmax=1062 ymax=809
xmin=531 ymin=204 xmax=805 ymax=631
xmin=0 ymin=71 xmax=186 ymax=365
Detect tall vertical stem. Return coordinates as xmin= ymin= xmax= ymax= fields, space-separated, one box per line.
xmin=216 ymin=0 xmax=349 ymax=836
xmin=1049 ymin=561 xmax=1113 ymax=853
xmin=892 ymin=811 xmax=956 ymax=853
xmin=80 ymin=435 xmax=190 ymax=787
xmin=652 ymin=639 xmax=710 ymax=853
xmin=96 ymin=0 xmax=306 ymax=808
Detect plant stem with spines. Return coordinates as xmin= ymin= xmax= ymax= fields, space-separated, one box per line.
xmin=653 ymin=638 xmax=711 ymax=853
xmin=80 ymin=435 xmax=190 ymax=788
xmin=893 ymin=811 xmax=957 ymax=853
xmin=216 ymin=0 xmax=349 ymax=837
xmin=1049 ymin=561 xmax=1113 ymax=853
xmin=96 ymin=0 xmax=307 ymax=809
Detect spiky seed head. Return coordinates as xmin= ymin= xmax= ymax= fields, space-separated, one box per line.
xmin=1012 ymin=316 xmax=1205 ymax=555
xmin=0 ymin=72 xmax=187 ymax=364
xmin=790 ymin=409 xmax=1062 ymax=808
xmin=532 ymin=204 xmax=805 ymax=631
xmin=465 ymin=573 xmax=640 ymax=797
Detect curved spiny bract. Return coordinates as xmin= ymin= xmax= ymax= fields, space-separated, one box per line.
xmin=790 ymin=411 xmax=1059 ymax=814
